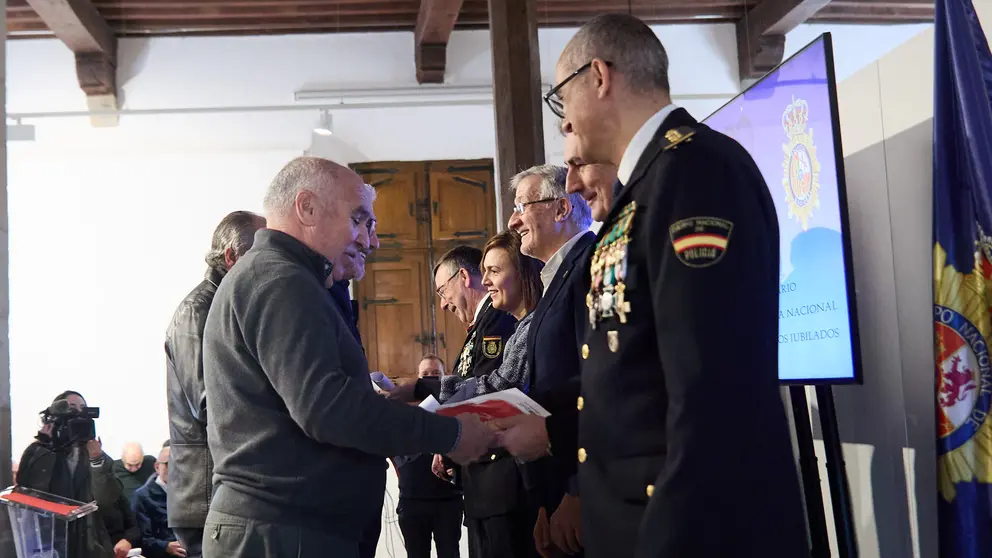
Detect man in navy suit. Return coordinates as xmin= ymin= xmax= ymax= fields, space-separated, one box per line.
xmin=325 ymin=183 xmax=382 ymax=558
xmin=504 ymin=164 xmax=594 ymax=557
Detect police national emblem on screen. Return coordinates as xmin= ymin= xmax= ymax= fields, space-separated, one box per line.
xmin=933 ymin=227 xmax=992 ymax=503
xmin=782 ymin=97 xmax=821 ymax=231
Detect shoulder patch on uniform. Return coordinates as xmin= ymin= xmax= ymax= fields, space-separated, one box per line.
xmin=482 ymin=336 xmax=503 ymax=359
xmin=662 ymin=126 xmax=695 ymax=151
xmin=668 ymin=217 xmax=733 ymax=268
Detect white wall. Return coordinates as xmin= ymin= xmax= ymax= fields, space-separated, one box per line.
xmin=820 ymin=25 xmax=935 ymax=558
xmin=5 ymin=20 xmax=930 ymax=556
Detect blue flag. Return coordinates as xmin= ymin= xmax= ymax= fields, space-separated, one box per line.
xmin=934 ymin=1 xmax=992 ymax=556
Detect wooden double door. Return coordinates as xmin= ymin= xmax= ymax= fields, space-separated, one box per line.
xmin=351 ymin=159 xmax=498 ymax=381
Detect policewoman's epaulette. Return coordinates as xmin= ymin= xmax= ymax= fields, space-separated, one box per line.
xmin=662 ymin=126 xmax=695 ymax=151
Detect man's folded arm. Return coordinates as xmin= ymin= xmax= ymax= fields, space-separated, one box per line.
xmin=246 ymin=273 xmax=460 ymax=457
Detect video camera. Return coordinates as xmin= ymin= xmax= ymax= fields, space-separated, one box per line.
xmin=40 ymin=400 xmax=99 ymax=448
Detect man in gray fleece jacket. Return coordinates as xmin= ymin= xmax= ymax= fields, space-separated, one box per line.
xmin=201 ymin=157 xmax=493 ymax=558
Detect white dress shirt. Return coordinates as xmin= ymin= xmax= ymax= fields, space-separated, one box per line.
xmin=540 ymin=231 xmax=590 ymax=293
xmin=471 ymin=293 xmax=490 ymax=325
xmin=617 ymin=104 xmax=679 ymax=187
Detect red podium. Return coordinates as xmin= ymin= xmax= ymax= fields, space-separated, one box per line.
xmin=0 ymin=485 xmax=98 ymax=558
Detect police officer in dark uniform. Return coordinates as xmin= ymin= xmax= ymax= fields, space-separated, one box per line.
xmin=498 ymin=14 xmax=808 ymax=558
xmin=389 ymin=245 xmax=521 ymax=558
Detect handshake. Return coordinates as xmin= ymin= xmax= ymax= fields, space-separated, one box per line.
xmin=446 ymin=414 xmax=496 ymax=465
xmin=383 ymin=376 xmax=551 ymax=465
xmin=445 ymin=413 xmax=551 ymax=465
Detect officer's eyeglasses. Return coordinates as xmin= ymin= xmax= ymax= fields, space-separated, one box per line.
xmin=436 ymin=269 xmax=461 ymax=300
xmin=513 ymin=198 xmax=562 ymax=214
xmin=543 ymin=60 xmax=614 ymax=119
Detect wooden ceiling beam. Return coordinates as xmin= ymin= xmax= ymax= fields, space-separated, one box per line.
xmin=24 ymin=0 xmax=118 ymax=125
xmin=415 ymin=0 xmax=465 ymax=84
xmin=489 ymin=0 xmax=544 ymax=227
xmin=812 ymin=0 xmax=934 ymax=23
xmin=736 ymin=0 xmax=833 ymax=83
xmin=8 ymin=0 xmax=936 ymax=42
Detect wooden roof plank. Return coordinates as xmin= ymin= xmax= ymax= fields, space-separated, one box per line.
xmin=415 ymin=0 xmax=466 ymax=83
xmin=25 ymin=0 xmax=115 ymax=52
xmin=23 ymin=0 xmax=119 ymax=123
xmin=6 ymin=0 xmax=934 ymax=39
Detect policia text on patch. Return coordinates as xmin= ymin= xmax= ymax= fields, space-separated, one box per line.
xmin=668 ymin=216 xmax=733 ymax=268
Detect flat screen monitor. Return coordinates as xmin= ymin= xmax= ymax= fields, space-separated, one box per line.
xmin=704 ymin=33 xmax=863 ymax=385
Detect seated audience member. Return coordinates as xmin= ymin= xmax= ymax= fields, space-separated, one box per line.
xmin=394 ymin=355 xmax=464 ymax=558
xmin=440 ymin=230 xmax=543 ymax=403
xmin=114 ymin=442 xmax=156 ymax=503
xmin=134 ymin=444 xmax=185 ymax=558
xmin=17 ymin=391 xmax=139 ymax=558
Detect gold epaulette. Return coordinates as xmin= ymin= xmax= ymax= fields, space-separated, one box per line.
xmin=662 ymin=126 xmax=696 ymax=151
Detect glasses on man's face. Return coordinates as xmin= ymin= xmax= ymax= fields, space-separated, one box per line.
xmin=513 ymin=197 xmax=561 ymax=214
xmin=543 ymin=60 xmax=614 ymax=119
xmin=436 ymin=269 xmax=461 ymax=300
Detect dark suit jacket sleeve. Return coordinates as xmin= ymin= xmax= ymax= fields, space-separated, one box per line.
xmin=133 ymin=492 xmax=169 ymax=556
xmin=245 ymin=271 xmax=461 ymax=457
xmin=636 ymin=143 xmax=776 ymax=556
xmin=544 ymin=249 xmax=593 ymax=498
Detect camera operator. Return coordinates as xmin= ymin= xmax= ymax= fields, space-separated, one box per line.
xmin=17 ymin=391 xmax=140 ymax=558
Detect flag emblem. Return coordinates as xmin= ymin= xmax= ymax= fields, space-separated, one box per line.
xmin=668 ymin=217 xmax=733 ymax=268
xmin=933 ymin=0 xmax=992 ymax=552
xmin=934 ymin=247 xmax=992 ymax=502
xmin=782 ymin=97 xmax=821 ymax=231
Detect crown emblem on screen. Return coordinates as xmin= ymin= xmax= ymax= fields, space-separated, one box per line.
xmin=781 ymin=97 xmax=821 ymax=231
xmin=782 ymin=98 xmax=810 ymax=137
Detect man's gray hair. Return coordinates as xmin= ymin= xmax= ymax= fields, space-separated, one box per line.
xmin=509 ymin=164 xmax=592 ymax=229
xmin=433 ymin=245 xmax=484 ymax=281
xmin=563 ymin=13 xmax=670 ymax=94
xmin=205 ymin=210 xmax=262 ymax=269
xmin=363 ymin=182 xmax=377 ymax=202
xmin=262 ymin=156 xmax=343 ymax=217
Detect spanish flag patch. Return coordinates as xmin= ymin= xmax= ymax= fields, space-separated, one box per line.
xmin=668 ymin=217 xmax=734 ymax=268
